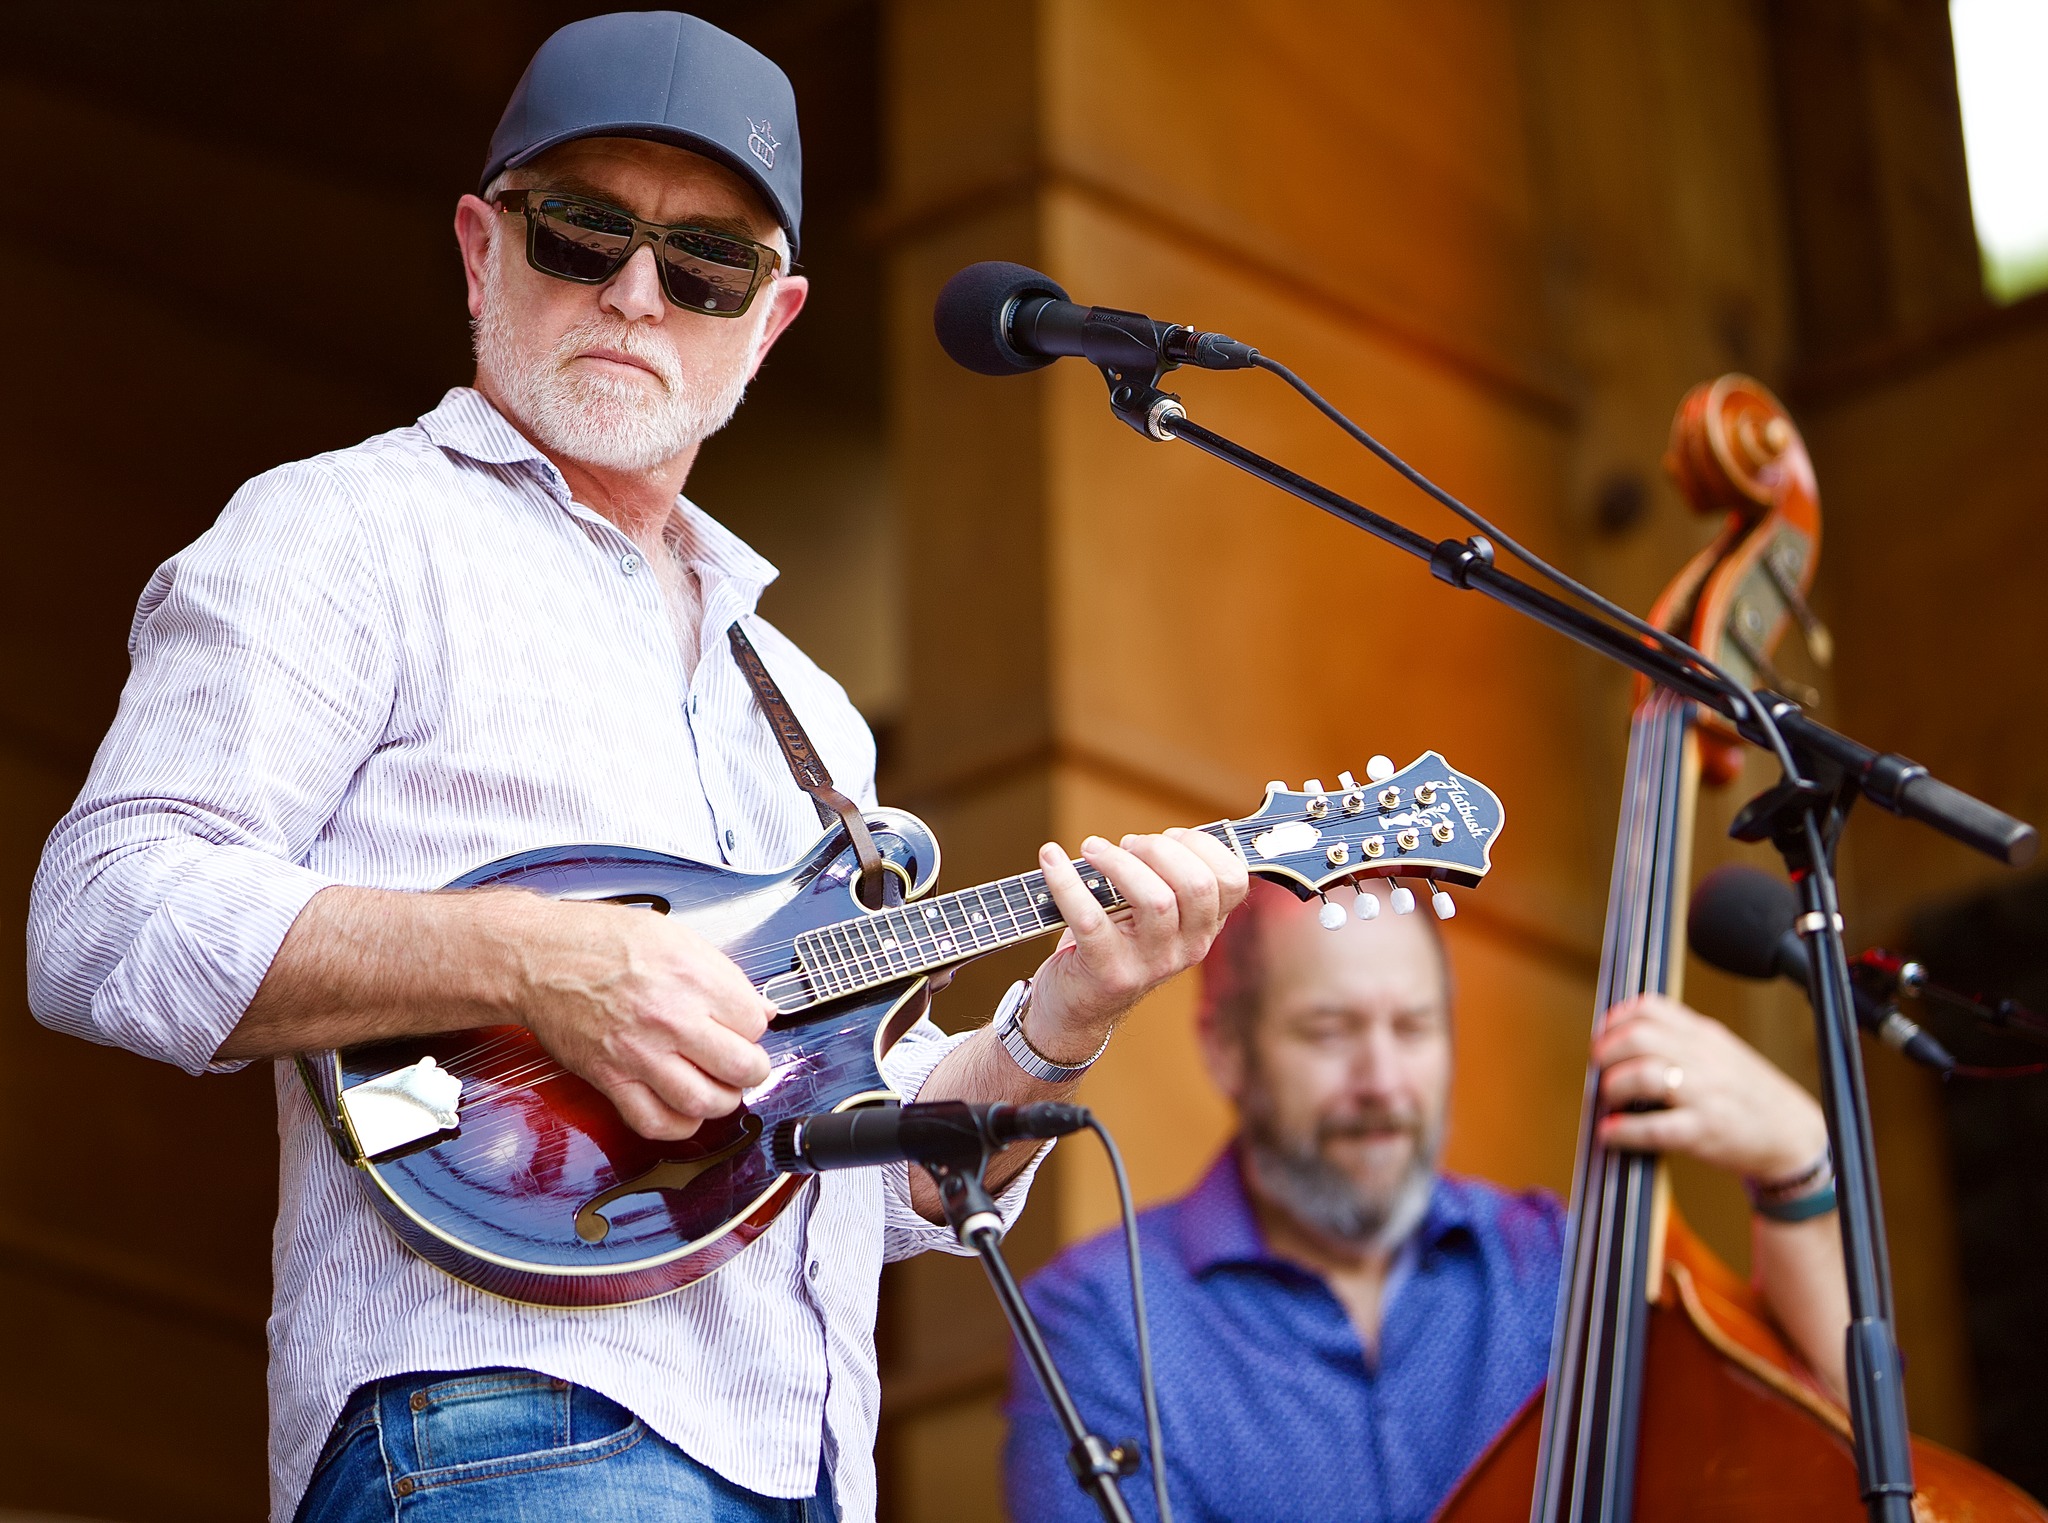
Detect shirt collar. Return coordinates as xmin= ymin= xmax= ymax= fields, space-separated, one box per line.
xmin=1173 ymin=1141 xmax=1481 ymax=1278
xmin=415 ymin=387 xmax=779 ymax=598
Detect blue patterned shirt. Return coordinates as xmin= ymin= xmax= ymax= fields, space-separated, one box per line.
xmin=1004 ymin=1148 xmax=1565 ymax=1523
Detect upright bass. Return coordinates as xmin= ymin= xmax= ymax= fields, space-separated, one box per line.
xmin=1432 ymin=376 xmax=2045 ymax=1522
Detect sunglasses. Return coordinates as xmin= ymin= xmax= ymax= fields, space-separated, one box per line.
xmin=494 ymin=190 xmax=783 ymax=317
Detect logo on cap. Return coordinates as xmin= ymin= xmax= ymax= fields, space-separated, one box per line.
xmin=747 ymin=118 xmax=780 ymax=170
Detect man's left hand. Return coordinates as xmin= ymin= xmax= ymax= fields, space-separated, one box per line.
xmin=1024 ymin=828 xmax=1250 ymax=1066
xmin=1592 ymin=993 xmax=1829 ymax=1183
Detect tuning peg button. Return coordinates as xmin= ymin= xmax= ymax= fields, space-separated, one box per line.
xmin=1338 ymin=771 xmax=1358 ymax=790
xmin=1432 ymin=888 xmax=1456 ymax=920
xmin=1390 ymin=884 xmax=1416 ymax=915
xmin=1354 ymin=887 xmax=1381 ymax=921
xmin=1366 ymin=755 xmax=1396 ymax=784
xmin=1265 ymin=780 xmax=1287 ymax=795
xmin=1318 ymin=897 xmax=1347 ymax=930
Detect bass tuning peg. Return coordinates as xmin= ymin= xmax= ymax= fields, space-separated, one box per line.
xmin=1354 ymin=885 xmax=1381 ymax=921
xmin=1431 ymin=887 xmax=1456 ymax=920
xmin=1318 ymin=895 xmax=1347 ymax=930
xmin=1365 ymin=755 xmax=1396 ymax=784
xmin=1389 ymin=881 xmax=1416 ymax=915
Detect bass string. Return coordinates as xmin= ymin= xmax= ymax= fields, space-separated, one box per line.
xmin=1537 ymin=693 xmax=1682 ymax=1518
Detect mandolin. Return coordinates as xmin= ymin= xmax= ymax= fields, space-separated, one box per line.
xmin=1431 ymin=376 xmax=2044 ymax=1522
xmin=304 ymin=754 xmax=1503 ymax=1308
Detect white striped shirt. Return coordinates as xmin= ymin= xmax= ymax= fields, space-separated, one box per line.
xmin=27 ymin=387 xmax=1036 ymax=1523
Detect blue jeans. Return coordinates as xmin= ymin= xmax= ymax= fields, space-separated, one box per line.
xmin=296 ymin=1368 xmax=836 ymax=1523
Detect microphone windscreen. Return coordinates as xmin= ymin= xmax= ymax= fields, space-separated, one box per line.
xmin=1688 ymin=865 xmax=1800 ymax=980
xmin=933 ymin=261 xmax=1070 ymax=375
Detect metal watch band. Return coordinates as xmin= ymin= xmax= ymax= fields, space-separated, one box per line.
xmin=992 ymin=978 xmax=1109 ymax=1083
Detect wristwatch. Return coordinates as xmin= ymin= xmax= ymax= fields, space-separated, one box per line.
xmin=992 ymin=978 xmax=1110 ymax=1084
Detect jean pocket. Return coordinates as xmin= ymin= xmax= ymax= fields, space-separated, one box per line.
xmin=403 ymin=1370 xmax=642 ymax=1491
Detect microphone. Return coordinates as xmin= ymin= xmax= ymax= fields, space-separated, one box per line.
xmin=933 ymin=260 xmax=1259 ymax=377
xmin=1687 ymin=865 xmax=1956 ymax=1074
xmin=769 ymin=1100 xmax=1090 ymax=1175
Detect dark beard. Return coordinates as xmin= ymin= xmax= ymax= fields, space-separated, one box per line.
xmin=1240 ymin=1091 xmax=1442 ymax=1251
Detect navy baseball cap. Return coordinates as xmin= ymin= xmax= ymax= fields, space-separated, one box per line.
xmin=482 ymin=12 xmax=803 ymax=258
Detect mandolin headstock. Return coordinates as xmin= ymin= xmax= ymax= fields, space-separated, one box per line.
xmin=1226 ymin=752 xmax=1504 ymax=917
xmin=1650 ymin=375 xmax=1829 ymax=785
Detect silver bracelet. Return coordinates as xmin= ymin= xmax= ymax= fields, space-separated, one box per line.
xmin=992 ymin=978 xmax=1109 ymax=1083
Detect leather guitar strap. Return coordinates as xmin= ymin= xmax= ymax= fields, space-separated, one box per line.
xmin=726 ymin=621 xmax=889 ymax=903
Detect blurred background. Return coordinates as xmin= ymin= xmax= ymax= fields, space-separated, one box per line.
xmin=2 ymin=2 xmax=2044 ymax=1519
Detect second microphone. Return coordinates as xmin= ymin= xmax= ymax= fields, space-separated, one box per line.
xmin=770 ymin=1100 xmax=1092 ymax=1175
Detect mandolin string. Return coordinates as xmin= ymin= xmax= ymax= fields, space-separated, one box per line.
xmin=421 ymin=811 xmax=1297 ymax=1076
xmin=393 ymin=799 xmax=1489 ymax=1108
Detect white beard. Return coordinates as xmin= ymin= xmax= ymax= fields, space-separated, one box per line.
xmin=471 ymin=233 xmax=756 ymax=474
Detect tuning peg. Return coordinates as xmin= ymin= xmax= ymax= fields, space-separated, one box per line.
xmin=1304 ymin=778 xmax=1324 ymax=795
xmin=1354 ymin=885 xmax=1381 ymax=921
xmin=1265 ymin=779 xmax=1287 ymax=795
xmin=1337 ymin=770 xmax=1358 ymax=790
xmin=1318 ymin=895 xmax=1347 ymax=930
xmin=1389 ymin=881 xmax=1416 ymax=915
xmin=1365 ymin=755 xmax=1396 ymax=783
xmin=1431 ymin=887 xmax=1457 ymax=920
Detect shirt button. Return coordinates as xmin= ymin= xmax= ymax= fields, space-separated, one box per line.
xmin=807 ymin=1260 xmax=821 ymax=1281
xmin=620 ymin=553 xmax=642 ymax=576
xmin=724 ymin=828 xmax=738 ymax=851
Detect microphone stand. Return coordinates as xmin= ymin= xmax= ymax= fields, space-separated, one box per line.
xmin=1089 ymin=362 xmax=2040 ymax=1523
xmin=916 ymin=1131 xmax=1141 ymax=1523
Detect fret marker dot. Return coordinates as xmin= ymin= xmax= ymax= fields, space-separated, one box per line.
xmin=925 ymin=907 xmax=940 ymax=919
xmin=970 ymin=911 xmax=984 ymax=922
xmin=939 ymin=937 xmax=953 ymax=950
xmin=881 ymin=938 xmax=898 ymax=951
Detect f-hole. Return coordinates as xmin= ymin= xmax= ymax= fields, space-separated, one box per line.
xmin=603 ymin=894 xmax=671 ymax=914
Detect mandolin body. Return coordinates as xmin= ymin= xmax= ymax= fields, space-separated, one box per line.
xmin=1432 ymin=1214 xmax=2045 ymax=1523
xmin=305 ymin=810 xmax=944 ymax=1309
xmin=298 ymin=756 xmax=1505 ymax=1310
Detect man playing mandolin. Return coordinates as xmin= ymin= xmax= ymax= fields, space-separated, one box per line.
xmin=26 ymin=14 xmax=1246 ymax=1523
xmin=1006 ymin=878 xmax=1851 ymax=1523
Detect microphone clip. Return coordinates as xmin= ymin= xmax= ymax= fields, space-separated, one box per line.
xmin=1103 ymin=366 xmax=1189 ymax=442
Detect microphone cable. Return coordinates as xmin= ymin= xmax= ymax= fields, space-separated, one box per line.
xmin=1085 ymin=1114 xmax=1175 ymax=1523
xmin=1246 ymin=354 xmax=1809 ymax=791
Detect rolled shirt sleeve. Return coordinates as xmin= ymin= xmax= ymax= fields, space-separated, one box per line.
xmin=876 ymin=1013 xmax=1050 ymax=1261
xmin=27 ymin=458 xmax=395 ymax=1074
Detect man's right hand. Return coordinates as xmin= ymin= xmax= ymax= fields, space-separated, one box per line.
xmin=220 ymin=884 xmax=775 ymax=1142
xmin=514 ymin=897 xmax=775 ymax=1140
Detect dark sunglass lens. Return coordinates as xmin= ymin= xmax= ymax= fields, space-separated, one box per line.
xmin=657 ymin=230 xmax=761 ymax=313
xmin=530 ymin=198 xmax=634 ymax=282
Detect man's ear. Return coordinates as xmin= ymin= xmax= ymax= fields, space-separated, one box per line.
xmin=454 ymin=194 xmax=499 ymax=320
xmin=745 ymin=272 xmax=809 ymax=383
xmin=1197 ymin=1007 xmax=1250 ymax=1106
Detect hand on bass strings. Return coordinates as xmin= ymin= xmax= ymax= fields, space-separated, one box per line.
xmin=1591 ymin=992 xmax=1829 ymax=1186
xmin=1026 ymin=828 xmax=1251 ymax=1065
